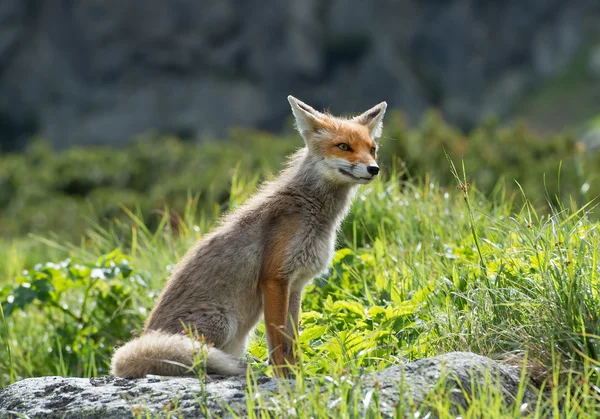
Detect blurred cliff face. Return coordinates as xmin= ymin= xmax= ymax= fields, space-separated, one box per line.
xmin=0 ymin=0 xmax=598 ymax=150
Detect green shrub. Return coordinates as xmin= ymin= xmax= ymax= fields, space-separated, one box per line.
xmin=0 ymin=249 xmax=143 ymax=378
xmin=0 ymin=110 xmax=598 ymax=244
xmin=380 ymin=111 xmax=594 ymax=210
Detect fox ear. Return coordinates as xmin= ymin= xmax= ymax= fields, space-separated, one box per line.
xmin=288 ymin=95 xmax=326 ymax=136
xmin=353 ymin=102 xmax=388 ymax=138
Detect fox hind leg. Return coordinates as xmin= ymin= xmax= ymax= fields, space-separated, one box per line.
xmin=181 ymin=309 xmax=238 ymax=352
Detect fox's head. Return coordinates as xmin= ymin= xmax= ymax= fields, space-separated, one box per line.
xmin=288 ymin=96 xmax=387 ymax=185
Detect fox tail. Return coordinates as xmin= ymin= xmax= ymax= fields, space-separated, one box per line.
xmin=110 ymin=330 xmax=246 ymax=378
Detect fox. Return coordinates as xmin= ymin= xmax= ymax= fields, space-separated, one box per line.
xmin=110 ymin=95 xmax=387 ymax=378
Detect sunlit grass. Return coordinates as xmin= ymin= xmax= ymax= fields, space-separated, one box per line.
xmin=1 ymin=164 xmax=600 ymax=416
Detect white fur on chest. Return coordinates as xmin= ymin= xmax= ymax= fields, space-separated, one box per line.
xmin=288 ymin=225 xmax=337 ymax=290
xmin=285 ymin=186 xmax=355 ymax=290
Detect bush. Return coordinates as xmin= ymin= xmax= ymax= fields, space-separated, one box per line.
xmin=381 ymin=111 xmax=594 ymax=210
xmin=1 ymin=249 xmax=143 ymax=378
xmin=0 ymin=111 xmax=598 ymax=243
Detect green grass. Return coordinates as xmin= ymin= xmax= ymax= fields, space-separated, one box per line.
xmin=1 ymin=158 xmax=600 ymax=416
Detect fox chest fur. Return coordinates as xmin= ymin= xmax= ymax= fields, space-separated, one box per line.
xmin=258 ymin=182 xmax=357 ymax=291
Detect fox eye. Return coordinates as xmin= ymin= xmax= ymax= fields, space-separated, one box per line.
xmin=370 ymin=147 xmax=377 ymax=156
xmin=337 ymin=143 xmax=352 ymax=151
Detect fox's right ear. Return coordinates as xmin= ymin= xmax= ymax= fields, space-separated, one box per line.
xmin=288 ymin=95 xmax=326 ymax=136
xmin=352 ymin=101 xmax=388 ymax=139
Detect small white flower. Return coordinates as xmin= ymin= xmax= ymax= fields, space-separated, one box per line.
xmin=581 ymin=182 xmax=590 ymax=193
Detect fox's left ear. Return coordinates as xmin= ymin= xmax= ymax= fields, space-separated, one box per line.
xmin=352 ymin=102 xmax=388 ymax=139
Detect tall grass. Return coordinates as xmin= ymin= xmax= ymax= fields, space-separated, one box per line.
xmin=0 ymin=303 xmax=14 ymax=385
xmin=1 ymin=166 xmax=600 ymax=416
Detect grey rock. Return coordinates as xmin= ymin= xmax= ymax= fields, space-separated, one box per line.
xmin=368 ymin=352 xmax=538 ymax=416
xmin=0 ymin=352 xmax=538 ymax=418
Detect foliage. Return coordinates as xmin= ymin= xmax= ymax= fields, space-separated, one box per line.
xmin=1 ymin=111 xmax=599 ymax=244
xmin=0 ymin=130 xmax=299 ymax=240
xmin=2 ymin=169 xmax=600 ymax=415
xmin=0 ymin=249 xmax=143 ymax=378
xmin=1 ymin=115 xmax=600 ymax=415
xmin=382 ymin=111 xmax=596 ymax=212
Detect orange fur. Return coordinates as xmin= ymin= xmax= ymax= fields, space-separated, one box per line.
xmin=259 ymin=218 xmax=299 ymax=377
xmin=309 ymin=119 xmax=377 ymax=165
xmin=261 ymin=280 xmax=289 ymax=376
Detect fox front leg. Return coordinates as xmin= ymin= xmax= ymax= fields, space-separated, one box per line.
xmin=260 ymin=216 xmax=308 ymax=377
xmin=261 ymin=277 xmax=290 ymax=376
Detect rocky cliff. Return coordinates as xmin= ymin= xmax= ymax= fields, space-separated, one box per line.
xmin=0 ymin=0 xmax=598 ymax=150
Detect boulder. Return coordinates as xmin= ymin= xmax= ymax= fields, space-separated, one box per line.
xmin=0 ymin=352 xmax=539 ymax=418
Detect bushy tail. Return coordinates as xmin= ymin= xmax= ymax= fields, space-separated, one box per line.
xmin=110 ymin=331 xmax=246 ymax=378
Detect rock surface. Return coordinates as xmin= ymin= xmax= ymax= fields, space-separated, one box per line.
xmin=0 ymin=1 xmax=599 ymax=149
xmin=0 ymin=352 xmax=538 ymax=418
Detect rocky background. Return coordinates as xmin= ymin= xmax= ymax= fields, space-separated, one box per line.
xmin=1 ymin=0 xmax=600 ymax=150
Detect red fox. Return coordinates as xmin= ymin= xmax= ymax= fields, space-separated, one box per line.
xmin=110 ymin=96 xmax=387 ymax=377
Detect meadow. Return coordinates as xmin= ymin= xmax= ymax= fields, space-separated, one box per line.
xmin=1 ymin=112 xmax=600 ymax=417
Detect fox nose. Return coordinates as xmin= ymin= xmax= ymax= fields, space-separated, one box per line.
xmin=367 ymin=165 xmax=380 ymax=176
